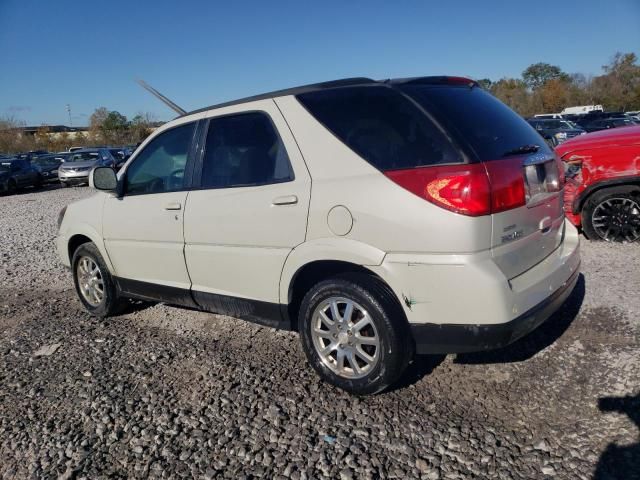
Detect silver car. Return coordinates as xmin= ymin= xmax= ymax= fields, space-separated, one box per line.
xmin=58 ymin=149 xmax=117 ymax=187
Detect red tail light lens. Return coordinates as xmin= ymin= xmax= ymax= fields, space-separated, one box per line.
xmin=484 ymin=160 xmax=527 ymax=212
xmin=385 ymin=164 xmax=491 ymax=216
xmin=385 ymin=160 xmax=526 ymax=216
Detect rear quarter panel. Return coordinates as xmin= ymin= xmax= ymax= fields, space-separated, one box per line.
xmin=274 ymin=96 xmax=493 ymax=255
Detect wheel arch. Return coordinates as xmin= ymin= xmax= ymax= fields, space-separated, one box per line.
xmin=66 ymin=225 xmax=115 ymax=274
xmin=574 ymin=177 xmax=640 ymax=214
xmin=280 ymin=238 xmax=402 ymax=330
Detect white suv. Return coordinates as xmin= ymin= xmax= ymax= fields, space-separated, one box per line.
xmin=57 ymin=77 xmax=581 ymax=394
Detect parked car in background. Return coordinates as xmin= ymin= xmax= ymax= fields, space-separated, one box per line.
xmin=533 ymin=113 xmax=564 ymax=119
xmin=527 ymin=118 xmax=586 ymax=146
xmin=108 ymin=147 xmax=132 ymax=169
xmin=58 ymin=148 xmax=117 ymax=187
xmin=557 ymin=125 xmax=640 ymax=242
xmin=0 ymin=158 xmax=41 ymax=194
xmin=57 ymin=76 xmax=580 ymax=394
xmin=31 ymin=155 xmax=63 ymax=183
xmin=560 ymin=105 xmax=603 ymax=116
xmin=16 ymin=150 xmax=50 ymax=162
xmin=577 ymin=117 xmax=637 ymax=133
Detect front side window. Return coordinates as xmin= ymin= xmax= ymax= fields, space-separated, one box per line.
xmin=125 ymin=122 xmax=195 ymax=195
xmin=200 ymin=112 xmax=293 ymax=189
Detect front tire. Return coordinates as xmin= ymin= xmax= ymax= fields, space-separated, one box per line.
xmin=299 ymin=274 xmax=413 ymax=395
xmin=582 ymin=187 xmax=640 ymax=242
xmin=72 ymin=242 xmax=126 ymax=317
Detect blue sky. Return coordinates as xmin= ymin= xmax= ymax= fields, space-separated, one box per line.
xmin=1 ymin=0 xmax=638 ymax=126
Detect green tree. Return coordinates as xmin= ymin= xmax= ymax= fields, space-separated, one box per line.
xmin=592 ymin=52 xmax=640 ymax=111
xmin=522 ymin=63 xmax=569 ymax=90
xmin=490 ymin=78 xmax=531 ymax=115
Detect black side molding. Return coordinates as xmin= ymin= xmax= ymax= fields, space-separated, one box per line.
xmin=410 ymin=265 xmax=580 ymax=355
xmin=114 ymin=277 xmax=290 ymax=330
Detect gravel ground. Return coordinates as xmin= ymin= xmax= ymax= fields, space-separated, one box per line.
xmin=1 ymin=185 xmax=638 ymax=479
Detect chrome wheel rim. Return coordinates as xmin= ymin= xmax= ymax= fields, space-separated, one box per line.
xmin=76 ymin=256 xmax=105 ymax=307
xmin=311 ymin=297 xmax=380 ymax=379
xmin=592 ymin=197 xmax=640 ymax=242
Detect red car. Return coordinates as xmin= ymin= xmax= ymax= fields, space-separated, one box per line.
xmin=556 ymin=126 xmax=640 ymax=242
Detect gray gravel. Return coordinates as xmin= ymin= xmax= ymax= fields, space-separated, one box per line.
xmin=1 ymin=185 xmax=639 ymax=479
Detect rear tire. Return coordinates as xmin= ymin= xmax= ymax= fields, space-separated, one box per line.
xmin=299 ymin=273 xmax=413 ymax=395
xmin=72 ymin=242 xmax=126 ymax=317
xmin=582 ymin=187 xmax=640 ymax=242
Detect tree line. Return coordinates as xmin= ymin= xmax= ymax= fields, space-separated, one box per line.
xmin=480 ymin=52 xmax=640 ymax=116
xmin=0 ymin=109 xmax=160 ymax=154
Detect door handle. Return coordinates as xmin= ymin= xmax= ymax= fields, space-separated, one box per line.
xmin=272 ymin=195 xmax=298 ymax=206
xmin=165 ymin=202 xmax=182 ymax=210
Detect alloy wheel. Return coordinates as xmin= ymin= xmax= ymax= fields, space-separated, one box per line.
xmin=591 ymin=197 xmax=640 ymax=242
xmin=310 ymin=297 xmax=380 ymax=379
xmin=76 ymin=256 xmax=105 ymax=306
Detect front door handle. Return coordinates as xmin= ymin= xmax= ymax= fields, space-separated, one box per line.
xmin=272 ymin=195 xmax=298 ymax=206
xmin=165 ymin=202 xmax=182 ymax=211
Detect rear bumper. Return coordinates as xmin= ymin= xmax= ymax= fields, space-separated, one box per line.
xmin=410 ymin=265 xmax=580 ymax=354
xmin=370 ymin=219 xmax=581 ymax=354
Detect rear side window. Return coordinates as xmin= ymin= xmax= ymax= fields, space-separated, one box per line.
xmin=401 ymin=85 xmax=553 ymax=161
xmin=297 ymin=86 xmax=462 ymax=171
xmin=201 ymin=112 xmax=294 ymax=189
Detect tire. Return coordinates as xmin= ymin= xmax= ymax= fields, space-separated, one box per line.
xmin=582 ymin=186 xmax=640 ymax=242
xmin=7 ymin=179 xmax=17 ymax=194
xmin=61 ymin=182 xmax=70 ymax=188
xmin=34 ymin=175 xmax=43 ymax=189
xmin=299 ymin=273 xmax=413 ymax=395
xmin=71 ymin=242 xmax=126 ymax=317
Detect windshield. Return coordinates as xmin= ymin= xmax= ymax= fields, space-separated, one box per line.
xmin=401 ymin=85 xmax=553 ymax=161
xmin=68 ymin=152 xmax=100 ymax=162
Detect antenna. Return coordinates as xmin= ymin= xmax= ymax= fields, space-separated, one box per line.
xmin=136 ymin=79 xmax=187 ymax=116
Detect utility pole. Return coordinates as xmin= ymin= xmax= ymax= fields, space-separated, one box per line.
xmin=66 ymin=104 xmax=72 ymax=127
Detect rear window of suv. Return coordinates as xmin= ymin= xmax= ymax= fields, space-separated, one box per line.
xmin=400 ymin=85 xmax=552 ymax=161
xmin=297 ymin=86 xmax=463 ymax=171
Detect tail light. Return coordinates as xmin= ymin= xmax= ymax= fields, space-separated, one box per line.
xmin=384 ymin=160 xmax=526 ymax=216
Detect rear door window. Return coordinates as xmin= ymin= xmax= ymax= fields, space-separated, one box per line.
xmin=297 ymin=86 xmax=463 ymax=171
xmin=400 ymin=85 xmax=553 ymax=161
xmin=200 ymin=112 xmax=294 ymax=189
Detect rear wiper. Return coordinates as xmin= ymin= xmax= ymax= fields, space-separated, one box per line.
xmin=502 ymin=144 xmax=540 ymax=157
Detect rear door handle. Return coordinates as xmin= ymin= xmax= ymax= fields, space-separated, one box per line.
xmin=272 ymin=195 xmax=298 ymax=206
xmin=165 ymin=202 xmax=182 ymax=210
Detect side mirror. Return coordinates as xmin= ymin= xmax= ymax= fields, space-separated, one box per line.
xmin=90 ymin=166 xmax=118 ymax=191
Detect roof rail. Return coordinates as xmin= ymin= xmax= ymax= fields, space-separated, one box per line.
xmin=184 ymin=77 xmax=376 ymax=117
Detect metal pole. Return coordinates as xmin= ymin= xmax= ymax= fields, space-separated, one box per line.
xmin=66 ymin=104 xmax=72 ymax=127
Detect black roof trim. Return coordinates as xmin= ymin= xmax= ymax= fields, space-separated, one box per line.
xmin=182 ymin=76 xmax=479 ymax=117
xmin=183 ymin=77 xmax=376 ymax=117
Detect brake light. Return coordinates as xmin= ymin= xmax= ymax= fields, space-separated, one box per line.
xmin=484 ymin=160 xmax=527 ymax=211
xmin=385 ymin=160 xmax=526 ymax=216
